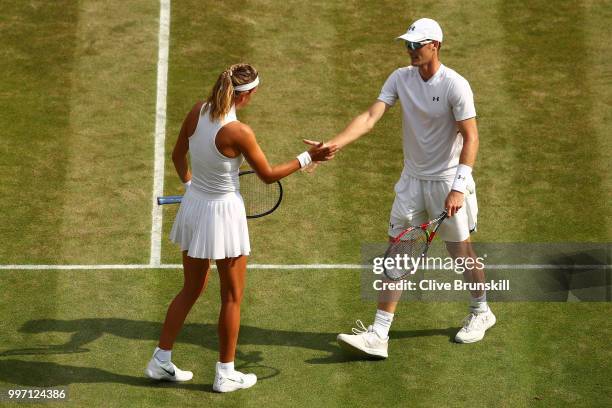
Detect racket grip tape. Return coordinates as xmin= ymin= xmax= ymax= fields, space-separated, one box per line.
xmin=157 ymin=195 xmax=183 ymax=205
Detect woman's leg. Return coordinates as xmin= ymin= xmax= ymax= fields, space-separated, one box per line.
xmin=216 ymin=255 xmax=247 ymax=362
xmin=158 ymin=251 xmax=210 ymax=350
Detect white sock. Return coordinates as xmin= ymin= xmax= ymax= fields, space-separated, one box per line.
xmin=372 ymin=309 xmax=394 ymax=339
xmin=154 ymin=347 xmax=171 ymax=363
xmin=217 ymin=361 xmax=235 ymax=376
xmin=470 ymin=293 xmax=488 ymax=313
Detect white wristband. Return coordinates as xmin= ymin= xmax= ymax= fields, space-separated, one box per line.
xmin=184 ymin=180 xmax=191 ymax=189
xmin=451 ymin=164 xmax=472 ymax=193
xmin=296 ymin=151 xmax=312 ymax=168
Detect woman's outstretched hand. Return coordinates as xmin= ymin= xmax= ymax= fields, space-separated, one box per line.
xmin=303 ymin=139 xmax=338 ymax=162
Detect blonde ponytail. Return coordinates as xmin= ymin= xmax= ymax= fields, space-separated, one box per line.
xmin=205 ymin=63 xmax=258 ymax=121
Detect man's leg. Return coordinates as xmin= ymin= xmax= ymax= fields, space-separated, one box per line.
xmin=446 ymin=239 xmax=496 ymax=343
xmin=335 ymin=244 xmax=403 ymax=359
xmin=446 ymin=239 xmax=486 ymax=308
xmin=335 ymin=283 xmax=398 ymax=359
xmin=336 ymin=174 xmax=427 ymax=358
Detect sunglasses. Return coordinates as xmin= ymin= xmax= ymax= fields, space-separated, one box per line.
xmin=405 ymin=40 xmax=433 ymax=51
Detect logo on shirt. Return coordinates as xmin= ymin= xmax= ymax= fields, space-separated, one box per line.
xmin=433 ymin=96 xmax=439 ymax=101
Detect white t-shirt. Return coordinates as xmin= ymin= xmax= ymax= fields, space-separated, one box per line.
xmin=378 ymin=64 xmax=476 ymax=180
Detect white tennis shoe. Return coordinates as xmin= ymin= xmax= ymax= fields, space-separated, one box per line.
xmin=337 ymin=320 xmax=389 ymax=359
xmin=455 ymin=307 xmax=496 ymax=343
xmin=213 ymin=366 xmax=257 ymax=393
xmin=145 ymin=356 xmax=193 ymax=382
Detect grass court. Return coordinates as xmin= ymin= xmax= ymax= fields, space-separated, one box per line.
xmin=0 ymin=0 xmax=610 ymax=406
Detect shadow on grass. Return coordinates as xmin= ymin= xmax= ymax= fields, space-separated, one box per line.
xmin=0 ymin=349 xmax=279 ymax=392
xmin=0 ymin=359 xmax=213 ymax=391
xmin=2 ymin=318 xmax=457 ymax=359
xmin=0 ymin=318 xmax=457 ymax=387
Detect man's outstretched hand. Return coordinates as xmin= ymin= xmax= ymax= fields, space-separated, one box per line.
xmin=302 ymin=139 xmax=338 ymax=173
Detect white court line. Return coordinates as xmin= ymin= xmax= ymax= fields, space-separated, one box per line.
xmin=486 ymin=264 xmax=610 ymax=270
xmin=0 ymin=264 xmax=361 ymax=270
xmin=149 ymin=0 xmax=171 ymax=267
xmin=0 ymin=264 xmax=609 ymax=271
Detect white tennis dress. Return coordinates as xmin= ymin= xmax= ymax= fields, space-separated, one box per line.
xmin=170 ymin=104 xmax=250 ymax=259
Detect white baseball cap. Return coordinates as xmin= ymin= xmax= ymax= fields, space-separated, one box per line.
xmin=397 ymin=18 xmax=443 ymax=43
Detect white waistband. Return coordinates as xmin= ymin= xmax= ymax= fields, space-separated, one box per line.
xmin=186 ymin=188 xmax=241 ymax=201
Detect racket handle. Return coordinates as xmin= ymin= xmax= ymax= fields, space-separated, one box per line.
xmin=157 ymin=195 xmax=183 ymax=205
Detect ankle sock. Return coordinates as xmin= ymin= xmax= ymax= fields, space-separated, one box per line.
xmin=154 ymin=347 xmax=171 ymax=363
xmin=372 ymin=309 xmax=394 ymax=338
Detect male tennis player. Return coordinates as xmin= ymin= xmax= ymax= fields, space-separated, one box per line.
xmin=315 ymin=18 xmax=495 ymax=357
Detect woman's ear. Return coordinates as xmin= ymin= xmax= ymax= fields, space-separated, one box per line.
xmin=234 ymin=92 xmax=246 ymax=105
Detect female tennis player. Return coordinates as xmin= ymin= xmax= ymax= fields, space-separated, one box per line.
xmin=144 ymin=63 xmax=337 ymax=393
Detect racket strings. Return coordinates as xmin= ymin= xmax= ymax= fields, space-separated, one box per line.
xmin=382 ymin=212 xmax=447 ymax=281
xmin=239 ymin=172 xmax=281 ymax=217
xmin=384 ymin=228 xmax=429 ymax=280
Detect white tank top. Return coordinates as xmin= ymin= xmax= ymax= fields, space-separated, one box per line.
xmin=189 ymin=104 xmax=243 ymax=194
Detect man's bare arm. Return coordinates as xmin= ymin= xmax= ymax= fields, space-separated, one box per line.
xmin=445 ymin=117 xmax=479 ymax=217
xmin=456 ymin=117 xmax=479 ymax=167
xmin=328 ymin=100 xmax=390 ymax=148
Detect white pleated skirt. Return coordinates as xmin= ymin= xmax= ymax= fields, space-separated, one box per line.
xmin=169 ymin=188 xmax=250 ymax=259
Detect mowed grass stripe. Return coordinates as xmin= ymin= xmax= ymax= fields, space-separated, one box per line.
xmin=48 ymin=3 xmax=165 ymax=405
xmin=325 ymin=1 xmax=404 ymax=264
xmin=240 ymin=0 xmax=350 ymax=266
xmin=319 ymin=3 xmax=407 ymax=405
xmin=512 ymin=4 xmax=612 ymax=398
xmin=0 ymin=1 xmax=77 ymax=265
xmin=0 ymin=1 xmax=78 ymax=396
xmin=56 ymin=0 xmax=159 ymax=264
xmin=584 ymin=0 xmax=612 ymax=237
xmin=0 ymin=1 xmax=81 ymax=347
xmin=499 ymin=0 xmax=608 ymax=241
xmin=438 ymin=0 xmax=525 ymax=242
xmin=414 ymin=3 xmax=544 ymax=404
xmin=243 ymin=2 xmax=353 ymax=406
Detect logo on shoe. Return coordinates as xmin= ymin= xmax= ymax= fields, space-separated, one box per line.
xmin=160 ymin=365 xmax=176 ymax=377
xmin=156 ymin=359 xmax=176 ymax=377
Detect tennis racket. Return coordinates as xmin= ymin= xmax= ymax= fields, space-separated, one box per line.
xmin=383 ymin=211 xmax=448 ymax=281
xmin=157 ymin=170 xmax=283 ymax=219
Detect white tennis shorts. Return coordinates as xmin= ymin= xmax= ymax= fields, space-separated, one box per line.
xmin=388 ymin=173 xmax=478 ymax=242
xmin=170 ymin=188 xmax=251 ymax=259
